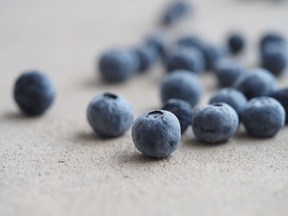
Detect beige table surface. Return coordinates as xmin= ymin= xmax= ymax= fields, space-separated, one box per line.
xmin=0 ymin=0 xmax=288 ymax=215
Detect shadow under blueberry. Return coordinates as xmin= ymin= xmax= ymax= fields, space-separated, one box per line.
xmin=117 ymin=151 xmax=171 ymax=165
xmin=74 ymin=131 xmax=117 ymax=145
xmin=1 ymin=111 xmax=43 ymax=121
xmin=182 ymin=137 xmax=228 ymax=149
xmin=81 ymin=76 xmax=130 ymax=90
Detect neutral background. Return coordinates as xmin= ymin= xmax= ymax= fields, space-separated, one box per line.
xmin=0 ymin=0 xmax=288 ymax=215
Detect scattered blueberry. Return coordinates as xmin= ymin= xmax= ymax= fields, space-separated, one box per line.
xmin=242 ymin=97 xmax=285 ymax=138
xmin=192 ymin=103 xmax=239 ymax=143
xmin=227 ymin=33 xmax=245 ymax=54
xmin=177 ymin=35 xmax=205 ymax=50
xmin=166 ymin=47 xmax=205 ymax=73
xmin=161 ymin=1 xmax=190 ymax=26
xmin=87 ymin=93 xmax=134 ymax=138
xmin=202 ymin=43 xmax=228 ymax=70
xmin=160 ymin=70 xmax=203 ymax=107
xmin=209 ymin=88 xmax=247 ymax=118
xmin=213 ymin=58 xmax=245 ymax=87
xmin=260 ymin=42 xmax=287 ymax=76
xmin=132 ymin=44 xmax=157 ymax=73
xmin=132 ymin=110 xmax=181 ymax=158
xmin=260 ymin=32 xmax=285 ymax=52
xmin=233 ymin=68 xmax=277 ymax=99
xmin=98 ymin=49 xmax=138 ymax=82
xmin=14 ymin=70 xmax=56 ymax=116
xmin=271 ymin=88 xmax=288 ymax=123
xmin=162 ymin=98 xmax=193 ymax=134
xmin=146 ymin=31 xmax=166 ymax=58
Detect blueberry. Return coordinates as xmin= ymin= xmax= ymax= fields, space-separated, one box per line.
xmin=132 ymin=44 xmax=157 ymax=73
xmin=14 ymin=70 xmax=56 ymax=116
xmin=132 ymin=110 xmax=181 ymax=158
xmin=233 ymin=68 xmax=277 ymax=99
xmin=271 ymin=88 xmax=288 ymax=123
xmin=166 ymin=47 xmax=205 ymax=73
xmin=192 ymin=103 xmax=239 ymax=143
xmin=98 ymin=49 xmax=138 ymax=82
xmin=162 ymin=98 xmax=193 ymax=134
xmin=227 ymin=33 xmax=245 ymax=54
xmin=213 ymin=58 xmax=245 ymax=87
xmin=146 ymin=31 xmax=166 ymax=58
xmin=177 ymin=35 xmax=205 ymax=50
xmin=161 ymin=1 xmax=190 ymax=26
xmin=209 ymin=88 xmax=247 ymax=118
xmin=242 ymin=97 xmax=285 ymax=138
xmin=260 ymin=42 xmax=287 ymax=76
xmin=260 ymin=32 xmax=285 ymax=52
xmin=87 ymin=93 xmax=134 ymax=138
xmin=202 ymin=43 xmax=228 ymax=70
xmin=160 ymin=70 xmax=203 ymax=107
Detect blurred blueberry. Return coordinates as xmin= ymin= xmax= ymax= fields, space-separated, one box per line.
xmin=271 ymin=88 xmax=288 ymax=123
xmin=162 ymin=98 xmax=193 ymax=134
xmin=227 ymin=33 xmax=245 ymax=54
xmin=14 ymin=70 xmax=56 ymax=116
xmin=233 ymin=68 xmax=277 ymax=99
xmin=160 ymin=70 xmax=203 ymax=107
xmin=213 ymin=58 xmax=245 ymax=87
xmin=209 ymin=88 xmax=247 ymax=118
xmin=161 ymin=1 xmax=190 ymax=26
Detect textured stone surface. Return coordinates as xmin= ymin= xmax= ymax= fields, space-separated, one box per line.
xmin=0 ymin=0 xmax=288 ymax=216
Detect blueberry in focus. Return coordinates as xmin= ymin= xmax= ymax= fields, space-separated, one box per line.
xmin=260 ymin=42 xmax=288 ymax=76
xmin=161 ymin=1 xmax=190 ymax=26
xmin=209 ymin=88 xmax=247 ymax=118
xmin=242 ymin=97 xmax=285 ymax=138
xmin=166 ymin=47 xmax=205 ymax=73
xmin=271 ymin=88 xmax=288 ymax=123
xmin=162 ymin=98 xmax=193 ymax=134
xmin=227 ymin=33 xmax=245 ymax=54
xmin=160 ymin=70 xmax=203 ymax=107
xmin=213 ymin=58 xmax=245 ymax=87
xmin=98 ymin=49 xmax=138 ymax=83
xmin=192 ymin=103 xmax=239 ymax=143
xmin=233 ymin=68 xmax=277 ymax=99
xmin=14 ymin=70 xmax=56 ymax=116
xmin=132 ymin=110 xmax=181 ymax=158
xmin=132 ymin=44 xmax=157 ymax=73
xmin=87 ymin=93 xmax=134 ymax=138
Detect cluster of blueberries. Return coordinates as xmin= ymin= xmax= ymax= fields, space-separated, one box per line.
xmin=12 ymin=1 xmax=288 ymax=159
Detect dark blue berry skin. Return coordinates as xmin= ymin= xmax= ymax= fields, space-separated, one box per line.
xmin=213 ymin=58 xmax=245 ymax=87
xmin=132 ymin=110 xmax=181 ymax=158
xmin=146 ymin=31 xmax=166 ymax=58
xmin=261 ymin=42 xmax=287 ymax=76
xmin=202 ymin=44 xmax=228 ymax=70
xmin=260 ymin=32 xmax=285 ymax=52
xmin=209 ymin=88 xmax=247 ymax=118
xmin=161 ymin=1 xmax=190 ymax=26
xmin=177 ymin=36 xmax=205 ymax=50
xmin=14 ymin=70 xmax=56 ymax=116
xmin=132 ymin=45 xmax=157 ymax=73
xmin=228 ymin=33 xmax=245 ymax=54
xmin=87 ymin=93 xmax=134 ymax=138
xmin=162 ymin=98 xmax=193 ymax=134
xmin=160 ymin=70 xmax=203 ymax=107
xmin=98 ymin=49 xmax=138 ymax=83
xmin=271 ymin=88 xmax=288 ymax=123
xmin=192 ymin=103 xmax=239 ymax=143
xmin=242 ymin=97 xmax=285 ymax=138
xmin=233 ymin=68 xmax=277 ymax=100
xmin=166 ymin=47 xmax=205 ymax=73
